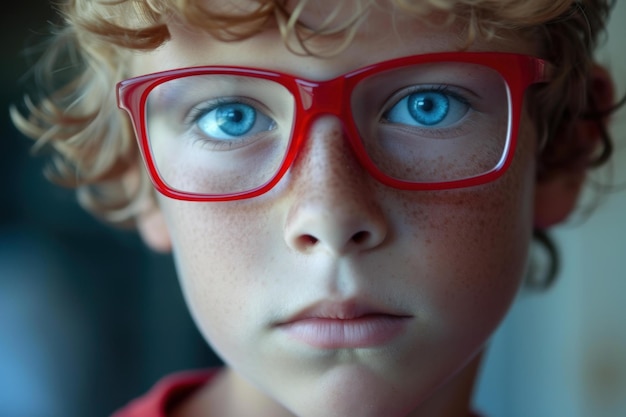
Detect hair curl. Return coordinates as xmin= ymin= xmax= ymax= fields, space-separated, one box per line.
xmin=11 ymin=0 xmax=621 ymax=285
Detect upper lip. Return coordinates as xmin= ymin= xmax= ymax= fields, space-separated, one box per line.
xmin=276 ymin=298 xmax=412 ymax=325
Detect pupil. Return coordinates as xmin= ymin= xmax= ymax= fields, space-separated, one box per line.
xmin=418 ymin=99 xmax=434 ymax=112
xmin=227 ymin=110 xmax=243 ymax=123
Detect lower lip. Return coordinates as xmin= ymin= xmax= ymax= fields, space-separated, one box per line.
xmin=278 ymin=315 xmax=410 ymax=349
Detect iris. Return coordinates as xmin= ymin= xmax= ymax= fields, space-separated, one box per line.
xmin=407 ymin=92 xmax=449 ymax=126
xmin=214 ymin=103 xmax=257 ymax=136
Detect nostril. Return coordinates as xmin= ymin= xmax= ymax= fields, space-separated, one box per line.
xmin=351 ymin=231 xmax=370 ymax=244
xmin=295 ymin=231 xmax=372 ymax=253
xmin=298 ymin=234 xmax=319 ymax=247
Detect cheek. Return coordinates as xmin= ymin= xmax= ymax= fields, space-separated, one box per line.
xmin=398 ymin=129 xmax=536 ymax=345
xmin=158 ymin=198 xmax=277 ymax=353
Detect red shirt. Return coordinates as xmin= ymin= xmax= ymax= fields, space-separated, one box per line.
xmin=111 ymin=370 xmax=219 ymax=417
xmin=111 ymin=369 xmax=485 ymax=417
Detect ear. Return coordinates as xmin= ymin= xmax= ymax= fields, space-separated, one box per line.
xmin=534 ymin=64 xmax=615 ymax=229
xmin=534 ymin=168 xmax=586 ymax=229
xmin=124 ymin=166 xmax=172 ymax=253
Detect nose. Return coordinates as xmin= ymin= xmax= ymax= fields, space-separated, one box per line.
xmin=283 ymin=116 xmax=388 ymax=256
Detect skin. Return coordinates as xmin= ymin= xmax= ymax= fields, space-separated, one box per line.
xmin=128 ymin=2 xmax=589 ymax=416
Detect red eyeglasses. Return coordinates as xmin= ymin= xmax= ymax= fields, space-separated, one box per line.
xmin=117 ymin=51 xmax=552 ymax=201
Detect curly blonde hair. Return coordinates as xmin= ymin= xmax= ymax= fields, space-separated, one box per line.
xmin=10 ymin=0 xmax=617 ymax=224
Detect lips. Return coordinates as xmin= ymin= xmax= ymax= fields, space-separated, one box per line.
xmin=275 ymin=300 xmax=412 ymax=349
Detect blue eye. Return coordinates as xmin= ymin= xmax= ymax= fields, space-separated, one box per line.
xmin=195 ymin=102 xmax=275 ymax=141
xmin=214 ymin=103 xmax=256 ymax=136
xmin=384 ymin=89 xmax=469 ymax=128
xmin=407 ymin=92 xmax=449 ymax=126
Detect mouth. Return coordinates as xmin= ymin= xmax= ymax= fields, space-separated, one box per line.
xmin=275 ymin=300 xmax=412 ymax=349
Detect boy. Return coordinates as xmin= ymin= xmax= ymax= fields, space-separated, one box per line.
xmin=12 ymin=0 xmax=620 ymax=416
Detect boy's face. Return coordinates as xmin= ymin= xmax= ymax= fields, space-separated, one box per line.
xmin=131 ymin=2 xmax=552 ymax=416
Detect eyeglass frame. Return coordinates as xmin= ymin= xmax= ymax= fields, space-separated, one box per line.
xmin=116 ymin=51 xmax=552 ymax=202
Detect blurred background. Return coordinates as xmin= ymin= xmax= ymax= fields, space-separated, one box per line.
xmin=0 ymin=3 xmax=221 ymax=417
xmin=0 ymin=2 xmax=624 ymax=417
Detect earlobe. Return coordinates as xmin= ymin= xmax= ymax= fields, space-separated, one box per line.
xmin=123 ymin=165 xmax=173 ymax=253
xmin=137 ymin=205 xmax=172 ymax=253
xmin=533 ymin=63 xmax=615 ymax=229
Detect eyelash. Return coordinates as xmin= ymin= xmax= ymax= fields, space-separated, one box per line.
xmin=188 ymin=97 xmax=245 ymax=123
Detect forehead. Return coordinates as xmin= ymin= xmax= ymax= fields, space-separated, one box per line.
xmin=193 ymin=0 xmax=569 ymax=26
xmin=200 ymin=0 xmax=446 ymax=28
xmin=130 ymin=0 xmax=542 ymax=77
xmin=177 ymin=0 xmax=541 ymax=53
